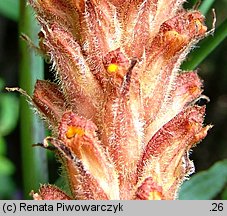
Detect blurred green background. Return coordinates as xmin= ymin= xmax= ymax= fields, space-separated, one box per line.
xmin=0 ymin=0 xmax=227 ymax=199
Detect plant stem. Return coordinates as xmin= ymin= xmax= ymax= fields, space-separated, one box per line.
xmin=19 ymin=0 xmax=48 ymax=199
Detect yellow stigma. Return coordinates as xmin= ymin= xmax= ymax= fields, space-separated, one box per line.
xmin=66 ymin=126 xmax=85 ymax=138
xmin=194 ymin=19 xmax=204 ymax=32
xmin=163 ymin=30 xmax=188 ymax=56
xmin=107 ymin=63 xmax=119 ymax=73
xmin=148 ymin=191 xmax=162 ymax=200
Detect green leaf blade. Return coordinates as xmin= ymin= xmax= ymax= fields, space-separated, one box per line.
xmin=179 ymin=160 xmax=227 ymax=200
xmin=0 ymin=156 xmax=15 ymax=175
xmin=0 ymin=94 xmax=19 ymax=136
xmin=0 ymin=0 xmax=19 ymax=21
xmin=199 ymin=0 xmax=215 ymax=15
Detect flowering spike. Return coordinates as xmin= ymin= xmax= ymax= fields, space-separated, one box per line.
xmin=25 ymin=0 xmax=211 ymax=200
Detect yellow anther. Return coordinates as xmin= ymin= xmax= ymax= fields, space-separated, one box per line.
xmin=165 ymin=30 xmax=180 ymax=39
xmin=107 ymin=63 xmax=119 ymax=73
xmin=66 ymin=126 xmax=85 ymax=139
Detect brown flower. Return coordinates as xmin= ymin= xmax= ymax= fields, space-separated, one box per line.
xmin=28 ymin=0 xmax=211 ymax=200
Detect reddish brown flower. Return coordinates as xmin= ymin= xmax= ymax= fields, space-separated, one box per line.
xmin=27 ymin=0 xmax=211 ymax=200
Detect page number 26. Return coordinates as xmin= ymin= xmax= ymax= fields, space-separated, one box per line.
xmin=210 ymin=203 xmax=224 ymax=212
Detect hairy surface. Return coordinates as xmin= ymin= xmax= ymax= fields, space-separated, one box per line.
xmin=29 ymin=0 xmax=210 ymax=200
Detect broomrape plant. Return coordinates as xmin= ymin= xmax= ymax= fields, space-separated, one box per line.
xmin=16 ymin=0 xmax=214 ymax=199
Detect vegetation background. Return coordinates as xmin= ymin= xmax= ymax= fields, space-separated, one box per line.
xmin=0 ymin=0 xmax=227 ymax=199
